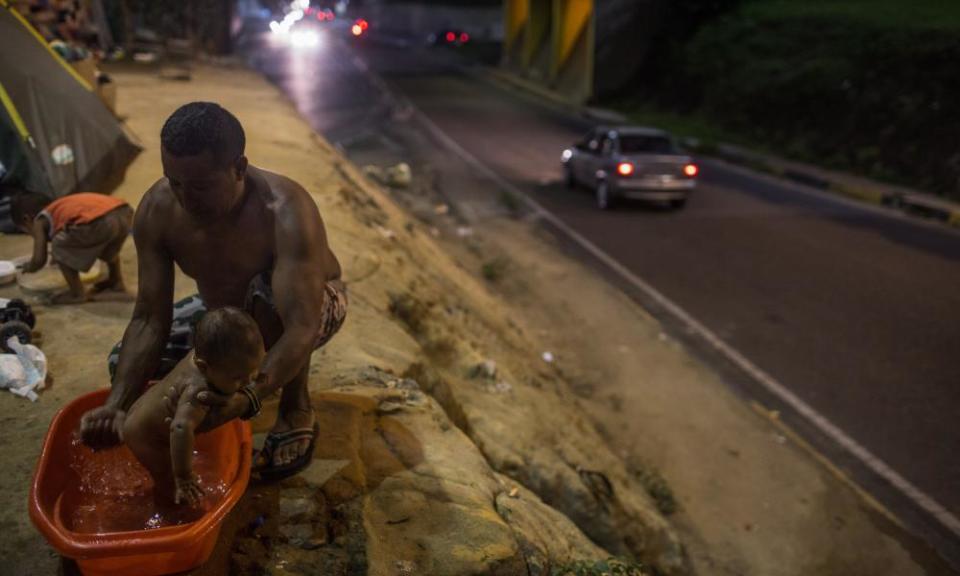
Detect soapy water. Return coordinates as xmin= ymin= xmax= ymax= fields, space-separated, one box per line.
xmin=66 ymin=433 xmax=229 ymax=534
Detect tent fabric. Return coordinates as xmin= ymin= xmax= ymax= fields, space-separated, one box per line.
xmin=0 ymin=3 xmax=140 ymax=201
xmin=0 ymin=91 xmax=49 ymax=197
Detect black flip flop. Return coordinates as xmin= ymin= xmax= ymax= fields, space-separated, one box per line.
xmin=254 ymin=420 xmax=320 ymax=482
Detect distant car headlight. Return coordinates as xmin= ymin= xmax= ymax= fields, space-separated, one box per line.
xmin=290 ymin=29 xmax=320 ymax=47
xmin=561 ymin=149 xmax=572 ymax=162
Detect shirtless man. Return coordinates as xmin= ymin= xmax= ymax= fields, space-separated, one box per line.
xmin=79 ymin=102 xmax=347 ymax=480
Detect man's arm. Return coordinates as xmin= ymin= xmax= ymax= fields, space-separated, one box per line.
xmin=194 ymin=179 xmax=331 ymax=425
xmin=80 ymin=187 xmax=175 ymax=447
xmin=255 ymin=183 xmax=327 ymax=399
xmin=170 ymin=385 xmax=210 ymax=505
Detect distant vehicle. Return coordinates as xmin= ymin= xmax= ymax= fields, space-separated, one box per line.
xmin=427 ymin=29 xmax=470 ymax=47
xmin=303 ymin=6 xmax=335 ymax=21
xmin=561 ymin=126 xmax=698 ymax=210
xmin=351 ymin=18 xmax=369 ymax=37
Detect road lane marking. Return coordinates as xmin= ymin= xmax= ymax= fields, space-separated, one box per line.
xmin=345 ymin=45 xmax=960 ymax=543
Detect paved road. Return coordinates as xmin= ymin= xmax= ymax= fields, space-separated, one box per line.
xmin=243 ymin=25 xmax=960 ymax=547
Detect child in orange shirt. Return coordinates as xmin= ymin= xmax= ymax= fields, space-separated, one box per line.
xmin=12 ymin=192 xmax=133 ymax=304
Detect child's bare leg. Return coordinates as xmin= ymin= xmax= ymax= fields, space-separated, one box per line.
xmin=92 ymin=256 xmax=133 ymax=301
xmin=93 ymin=256 xmax=125 ymax=291
xmin=123 ymin=421 xmax=176 ymax=503
xmin=51 ymin=265 xmax=87 ymax=304
xmin=93 ymin=228 xmax=128 ymax=294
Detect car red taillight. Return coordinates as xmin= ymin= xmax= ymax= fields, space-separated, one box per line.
xmin=446 ymin=32 xmax=456 ymax=43
xmin=617 ymin=162 xmax=634 ymax=176
xmin=352 ymin=19 xmax=368 ymax=36
xmin=683 ymin=163 xmax=699 ymax=177
xmin=459 ymin=32 xmax=470 ymax=43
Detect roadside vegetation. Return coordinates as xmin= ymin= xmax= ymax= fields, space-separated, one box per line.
xmin=612 ymin=0 xmax=960 ymax=199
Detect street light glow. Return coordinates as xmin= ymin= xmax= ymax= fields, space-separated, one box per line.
xmin=290 ymin=29 xmax=320 ymax=48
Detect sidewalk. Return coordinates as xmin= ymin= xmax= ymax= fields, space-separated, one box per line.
xmin=0 ymin=64 xmax=676 ymax=575
xmin=479 ymin=67 xmax=960 ymax=229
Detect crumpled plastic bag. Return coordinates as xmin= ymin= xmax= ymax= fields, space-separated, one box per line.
xmin=0 ymin=337 xmax=47 ymax=401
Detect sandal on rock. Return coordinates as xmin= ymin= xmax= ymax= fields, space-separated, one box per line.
xmin=254 ymin=420 xmax=319 ymax=482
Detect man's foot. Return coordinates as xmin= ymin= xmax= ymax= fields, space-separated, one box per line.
xmin=267 ymin=407 xmax=315 ymax=467
xmin=254 ymin=408 xmax=318 ymax=482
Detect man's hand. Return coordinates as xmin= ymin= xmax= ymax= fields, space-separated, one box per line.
xmin=174 ymin=475 xmax=204 ymax=506
xmin=192 ymin=389 xmax=251 ymax=432
xmin=79 ymin=405 xmax=126 ymax=448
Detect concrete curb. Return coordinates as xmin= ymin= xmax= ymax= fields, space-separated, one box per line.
xmin=477 ymin=67 xmax=628 ymax=125
xmin=698 ymin=142 xmax=960 ymax=228
xmin=476 ymin=67 xmax=960 ymax=230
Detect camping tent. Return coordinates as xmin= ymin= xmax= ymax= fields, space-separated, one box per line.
xmin=0 ymin=1 xmax=140 ymax=206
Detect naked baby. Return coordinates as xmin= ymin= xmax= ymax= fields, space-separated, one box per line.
xmin=122 ymin=307 xmax=264 ymax=506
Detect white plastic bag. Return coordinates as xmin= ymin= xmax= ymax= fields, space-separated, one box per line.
xmin=0 ymin=336 xmax=47 ymax=401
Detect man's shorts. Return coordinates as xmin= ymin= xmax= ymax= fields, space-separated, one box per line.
xmin=52 ymin=205 xmax=134 ymax=273
xmin=107 ymin=276 xmax=347 ymax=379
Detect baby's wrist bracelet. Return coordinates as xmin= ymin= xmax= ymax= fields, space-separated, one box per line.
xmin=240 ymin=385 xmax=262 ymax=420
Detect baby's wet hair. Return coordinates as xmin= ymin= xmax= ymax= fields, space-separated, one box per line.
xmin=194 ymin=307 xmax=263 ymax=367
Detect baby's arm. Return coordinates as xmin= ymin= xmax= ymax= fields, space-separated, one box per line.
xmin=170 ymin=384 xmax=210 ymax=506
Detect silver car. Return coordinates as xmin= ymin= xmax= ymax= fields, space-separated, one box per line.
xmin=561 ymin=126 xmax=698 ymax=210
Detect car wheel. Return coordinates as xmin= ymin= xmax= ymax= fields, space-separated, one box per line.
xmin=596 ymin=181 xmax=614 ymax=210
xmin=563 ymin=166 xmax=575 ymax=188
xmin=669 ymin=198 xmax=687 ymax=209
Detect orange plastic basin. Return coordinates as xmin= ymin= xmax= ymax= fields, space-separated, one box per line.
xmin=29 ymin=389 xmax=252 ymax=576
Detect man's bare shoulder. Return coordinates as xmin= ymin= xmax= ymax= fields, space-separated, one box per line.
xmin=252 ymin=166 xmax=316 ymax=215
xmin=135 ymin=178 xmax=178 ymax=231
xmin=141 ymin=178 xmax=178 ymax=209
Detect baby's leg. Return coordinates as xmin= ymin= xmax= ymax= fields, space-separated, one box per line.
xmin=122 ymin=420 xmax=175 ymax=503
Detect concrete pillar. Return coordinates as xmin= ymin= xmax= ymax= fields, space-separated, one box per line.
xmin=523 ymin=0 xmax=551 ymax=78
xmin=503 ymin=0 xmax=529 ymax=66
xmin=550 ymin=0 xmax=593 ymax=103
xmin=503 ymin=0 xmax=595 ymax=104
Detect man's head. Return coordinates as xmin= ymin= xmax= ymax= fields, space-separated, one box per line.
xmin=160 ymin=102 xmax=248 ymax=222
xmin=8 ymin=190 xmax=49 ymax=233
xmin=193 ymin=307 xmax=265 ymax=395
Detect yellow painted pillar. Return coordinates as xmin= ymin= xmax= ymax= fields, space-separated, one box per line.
xmin=551 ymin=0 xmax=592 ymax=78
xmin=522 ymin=0 xmax=551 ymax=70
xmin=504 ymin=0 xmax=529 ymax=63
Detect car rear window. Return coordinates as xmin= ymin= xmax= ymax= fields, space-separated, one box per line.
xmin=618 ymin=136 xmax=674 ymax=154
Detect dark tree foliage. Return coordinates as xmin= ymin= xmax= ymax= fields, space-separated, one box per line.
xmin=619 ymin=0 xmax=742 ymax=107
